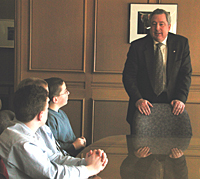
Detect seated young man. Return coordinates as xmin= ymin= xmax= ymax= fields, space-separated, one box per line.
xmin=45 ymin=77 xmax=86 ymax=156
xmin=16 ymin=77 xmax=66 ymax=154
xmin=15 ymin=77 xmax=80 ymax=155
xmin=0 ymin=85 xmax=108 ymax=179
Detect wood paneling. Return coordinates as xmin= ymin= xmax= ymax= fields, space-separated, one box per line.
xmin=93 ymin=0 xmax=130 ymax=73
xmin=61 ymin=98 xmax=85 ymax=137
xmin=185 ymin=104 xmax=200 ymax=138
xmin=186 ymin=156 xmax=200 ymax=178
xmin=15 ymin=0 xmax=200 ymax=177
xmin=29 ymin=0 xmax=86 ymax=72
xmin=92 ymin=99 xmax=130 ymax=142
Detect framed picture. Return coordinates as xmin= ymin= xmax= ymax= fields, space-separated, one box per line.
xmin=0 ymin=19 xmax=14 ymax=48
xmin=129 ymin=4 xmax=177 ymax=43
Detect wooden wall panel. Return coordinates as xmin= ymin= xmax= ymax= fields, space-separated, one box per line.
xmin=92 ymin=99 xmax=130 ymax=142
xmin=186 ymin=157 xmax=200 ymax=179
xmin=15 ymin=0 xmax=200 ymax=176
xmin=29 ymin=0 xmax=86 ymax=72
xmin=94 ymin=0 xmax=131 ymax=73
xmin=162 ymin=0 xmax=200 ymax=75
xmin=61 ymin=99 xmax=85 ymax=138
xmin=185 ymin=103 xmax=200 ymax=138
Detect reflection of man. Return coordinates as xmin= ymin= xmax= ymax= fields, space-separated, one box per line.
xmin=120 ymin=147 xmax=188 ymax=179
xmin=123 ymin=8 xmax=192 ymax=131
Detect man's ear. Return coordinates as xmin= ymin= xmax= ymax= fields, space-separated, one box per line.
xmin=52 ymin=96 xmax=58 ymax=104
xmin=38 ymin=111 xmax=44 ymax=121
xmin=168 ymin=24 xmax=171 ymax=31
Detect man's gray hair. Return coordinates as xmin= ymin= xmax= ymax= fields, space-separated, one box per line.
xmin=150 ymin=8 xmax=171 ymax=25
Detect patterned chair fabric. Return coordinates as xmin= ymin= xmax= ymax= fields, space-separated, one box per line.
xmin=128 ymin=103 xmax=192 ymax=154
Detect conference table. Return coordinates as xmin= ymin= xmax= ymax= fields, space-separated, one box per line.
xmin=77 ymin=135 xmax=200 ymax=179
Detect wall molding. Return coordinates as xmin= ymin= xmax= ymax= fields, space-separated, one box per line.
xmin=29 ymin=0 xmax=87 ymax=72
xmin=67 ymin=98 xmax=85 ymax=137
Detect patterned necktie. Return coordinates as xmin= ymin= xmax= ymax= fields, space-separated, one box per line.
xmin=154 ymin=43 xmax=164 ymax=96
xmin=55 ymin=140 xmax=67 ymax=156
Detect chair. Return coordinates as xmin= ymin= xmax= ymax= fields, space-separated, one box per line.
xmin=129 ymin=103 xmax=192 ymax=154
xmin=0 ymin=156 xmax=9 ymax=179
xmin=0 ymin=110 xmax=16 ymax=135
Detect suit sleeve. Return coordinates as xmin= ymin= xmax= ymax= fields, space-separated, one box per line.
xmin=122 ymin=43 xmax=143 ymax=105
xmin=168 ymin=155 xmax=188 ymax=179
xmin=172 ymin=38 xmax=192 ymax=103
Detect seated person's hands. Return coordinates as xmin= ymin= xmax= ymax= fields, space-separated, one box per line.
xmin=73 ymin=136 xmax=87 ymax=150
xmin=87 ymin=149 xmax=108 ymax=166
xmin=135 ymin=99 xmax=153 ymax=115
xmin=96 ymin=149 xmax=108 ymax=165
xmin=134 ymin=147 xmax=152 ymax=158
xmin=85 ymin=149 xmax=108 ymax=176
xmin=169 ymin=148 xmax=184 ymax=158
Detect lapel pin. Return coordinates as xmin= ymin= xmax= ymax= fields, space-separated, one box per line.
xmin=173 ymin=50 xmax=176 ymax=53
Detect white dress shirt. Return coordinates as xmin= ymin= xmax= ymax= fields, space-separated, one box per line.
xmin=0 ymin=123 xmax=89 ymax=179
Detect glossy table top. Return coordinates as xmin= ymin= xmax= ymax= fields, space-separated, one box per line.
xmin=77 ymin=135 xmax=200 ymax=179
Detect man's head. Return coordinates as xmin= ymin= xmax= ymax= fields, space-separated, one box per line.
xmin=14 ymin=85 xmax=48 ymax=123
xmin=149 ymin=8 xmax=171 ymax=42
xmin=17 ymin=77 xmax=48 ymax=92
xmin=45 ymin=77 xmax=70 ymax=108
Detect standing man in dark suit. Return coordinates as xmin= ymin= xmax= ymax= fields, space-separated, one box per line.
xmin=122 ymin=8 xmax=192 ymax=132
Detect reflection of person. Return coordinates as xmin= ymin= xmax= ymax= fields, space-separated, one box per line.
xmin=120 ymin=146 xmax=188 ymax=179
xmin=0 ymin=85 xmax=108 ymax=178
xmin=45 ymin=77 xmax=86 ymax=156
xmin=123 ymin=9 xmax=192 ymax=131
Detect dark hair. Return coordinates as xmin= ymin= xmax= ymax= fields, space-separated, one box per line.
xmin=14 ymin=85 xmax=48 ymax=123
xmin=17 ymin=77 xmax=48 ymax=90
xmin=45 ymin=77 xmax=65 ymax=101
xmin=150 ymin=8 xmax=171 ymax=25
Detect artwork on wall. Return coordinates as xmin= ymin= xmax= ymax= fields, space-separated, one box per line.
xmin=0 ymin=19 xmax=14 ymax=48
xmin=129 ymin=4 xmax=177 ymax=43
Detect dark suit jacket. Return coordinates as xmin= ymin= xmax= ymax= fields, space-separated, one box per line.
xmin=122 ymin=33 xmax=192 ymax=124
xmin=120 ymin=154 xmax=188 ymax=179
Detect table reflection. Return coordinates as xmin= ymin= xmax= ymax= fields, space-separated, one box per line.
xmin=78 ymin=135 xmax=198 ymax=179
xmin=120 ymin=136 xmax=190 ymax=179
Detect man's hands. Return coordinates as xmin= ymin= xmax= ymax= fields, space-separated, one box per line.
xmin=134 ymin=147 xmax=183 ymax=159
xmin=169 ymin=148 xmax=184 ymax=158
xmin=135 ymin=99 xmax=153 ymax=115
xmin=73 ymin=136 xmax=86 ymax=150
xmin=85 ymin=149 xmax=108 ymax=177
xmin=171 ymin=100 xmax=185 ymax=115
xmin=134 ymin=147 xmax=152 ymax=158
xmin=136 ymin=98 xmax=185 ymax=116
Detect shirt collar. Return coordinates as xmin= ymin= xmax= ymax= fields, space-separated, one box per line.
xmin=154 ymin=36 xmax=168 ymax=46
xmin=11 ymin=122 xmax=37 ymax=137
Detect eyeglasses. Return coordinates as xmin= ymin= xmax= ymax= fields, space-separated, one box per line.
xmin=59 ymin=90 xmax=70 ymax=96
